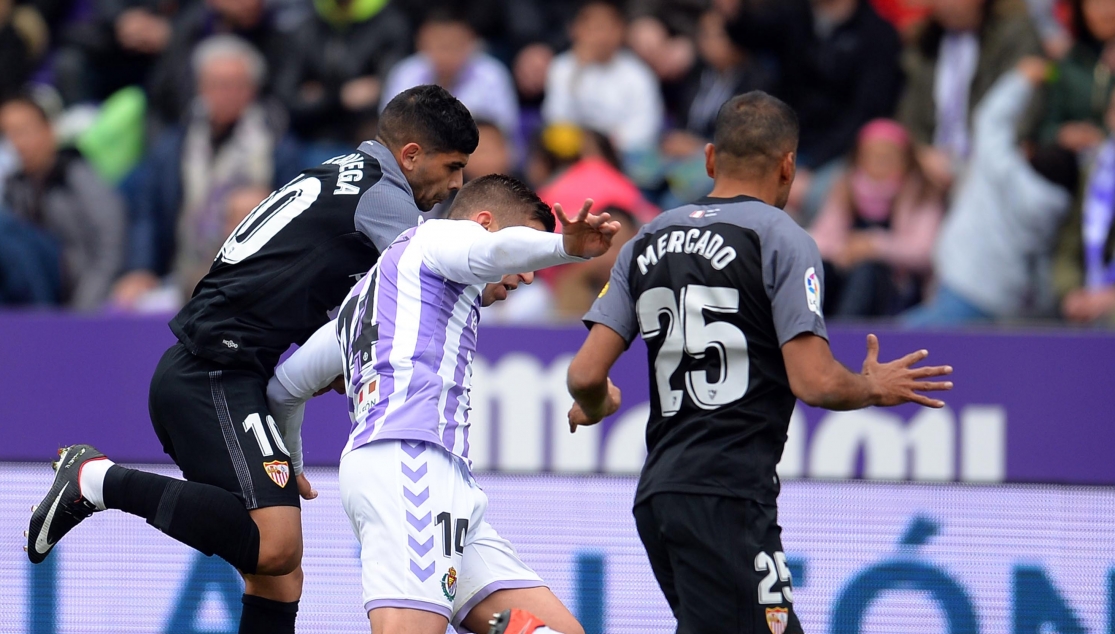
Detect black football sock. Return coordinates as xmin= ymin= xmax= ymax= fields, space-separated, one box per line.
xmin=103 ymin=465 xmax=260 ymax=573
xmin=239 ymin=595 xmax=298 ymax=634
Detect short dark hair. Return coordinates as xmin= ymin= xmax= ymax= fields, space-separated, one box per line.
xmin=1030 ymin=144 xmax=1080 ymax=194
xmin=421 ymin=5 xmax=472 ymax=30
xmin=378 ymin=85 xmax=479 ymax=156
xmin=448 ymin=174 xmax=555 ymax=233
xmin=574 ymin=0 xmax=625 ymax=21
xmin=713 ymin=91 xmax=799 ymax=177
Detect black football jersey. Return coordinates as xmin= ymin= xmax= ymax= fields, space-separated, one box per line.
xmin=171 ymin=141 xmax=421 ymax=376
xmin=585 ymin=195 xmax=828 ymax=505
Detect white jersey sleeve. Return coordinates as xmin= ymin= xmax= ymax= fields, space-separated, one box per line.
xmin=418 ymin=219 xmax=585 ymax=285
xmin=268 ymin=319 xmax=346 ymax=474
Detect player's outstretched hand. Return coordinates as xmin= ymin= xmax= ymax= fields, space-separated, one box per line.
xmin=861 ymin=334 xmax=953 ymax=408
xmin=555 ymin=198 xmax=622 ymax=259
xmin=568 ymin=379 xmax=622 ymax=432
xmin=296 ymin=473 xmax=318 ymax=500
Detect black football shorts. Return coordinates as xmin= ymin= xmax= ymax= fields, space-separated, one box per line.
xmin=148 ymin=343 xmax=300 ymax=510
xmin=634 ymin=493 xmax=803 ymax=634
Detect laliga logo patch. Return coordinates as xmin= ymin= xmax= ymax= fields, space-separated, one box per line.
xmin=804 ymin=267 xmax=822 ymax=317
xmin=441 ymin=566 xmax=458 ymax=601
xmin=766 ymin=607 xmax=789 ymax=634
xmin=263 ymin=460 xmax=290 ymax=488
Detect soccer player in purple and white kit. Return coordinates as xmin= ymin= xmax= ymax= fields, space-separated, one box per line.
xmin=266 ymin=175 xmax=618 ymax=634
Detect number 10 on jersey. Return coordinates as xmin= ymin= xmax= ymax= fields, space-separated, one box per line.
xmin=636 ymin=285 xmax=750 ymax=416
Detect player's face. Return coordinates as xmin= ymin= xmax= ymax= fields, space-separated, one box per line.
xmin=410 ymin=150 xmax=469 ymax=211
xmin=481 ymin=272 xmax=535 ymax=306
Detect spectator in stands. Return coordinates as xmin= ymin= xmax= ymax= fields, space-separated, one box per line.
xmin=273 ymin=0 xmax=409 ymax=153
xmin=904 ymin=59 xmax=1079 ymax=327
xmin=465 ymin=120 xmax=515 ymax=181
xmin=381 ymin=8 xmax=519 ymax=139
xmin=730 ymin=0 xmax=903 ymax=223
xmin=542 ymin=0 xmax=664 ymax=155
xmin=626 ymin=0 xmax=705 ymax=97
xmin=654 ymin=8 xmax=774 ymax=206
xmin=0 ymin=0 xmax=47 ymax=101
xmin=0 ymin=96 xmax=126 ymax=310
xmin=112 ymin=35 xmax=300 ymax=311
xmin=532 ymin=123 xmax=660 ymax=222
xmin=897 ymin=0 xmax=1043 ymax=191
xmin=53 ymin=0 xmax=180 ymax=105
xmin=511 ymin=0 xmax=580 ymax=109
xmin=550 ymin=204 xmax=641 ymax=319
xmin=146 ymin=0 xmax=289 ymax=129
xmin=1039 ymin=0 xmax=1115 ymax=152
xmin=811 ymin=119 xmax=944 ymax=317
xmin=1054 ymin=86 xmax=1115 ymax=325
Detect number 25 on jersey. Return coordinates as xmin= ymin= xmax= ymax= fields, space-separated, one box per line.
xmin=636 ymin=285 xmax=750 ymax=416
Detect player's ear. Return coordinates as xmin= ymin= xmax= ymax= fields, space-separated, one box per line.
xmin=399 ymin=142 xmax=423 ymax=171
xmin=475 ymin=210 xmax=495 ymax=230
xmin=780 ymin=151 xmax=796 ymax=184
xmin=704 ymin=143 xmax=716 ymax=179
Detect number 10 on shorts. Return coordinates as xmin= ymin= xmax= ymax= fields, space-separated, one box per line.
xmin=436 ymin=512 xmax=468 ymax=558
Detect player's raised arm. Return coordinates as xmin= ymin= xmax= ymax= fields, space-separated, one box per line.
xmin=420 ymin=177 xmax=621 ymax=285
xmin=782 ymin=333 xmax=953 ymax=410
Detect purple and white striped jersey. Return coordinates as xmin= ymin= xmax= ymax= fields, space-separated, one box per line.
xmin=337 ymin=222 xmax=481 ymax=461
xmin=333 ymin=219 xmax=582 ymax=466
xmin=270 ymin=217 xmax=582 ymax=472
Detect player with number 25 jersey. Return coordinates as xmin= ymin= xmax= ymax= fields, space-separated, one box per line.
xmin=566 ymin=92 xmax=954 ymax=633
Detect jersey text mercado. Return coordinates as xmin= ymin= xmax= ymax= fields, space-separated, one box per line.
xmin=584 ymin=195 xmax=827 ymax=506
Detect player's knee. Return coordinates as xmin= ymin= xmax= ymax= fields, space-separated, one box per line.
xmin=255 ymin=537 xmax=302 ymax=576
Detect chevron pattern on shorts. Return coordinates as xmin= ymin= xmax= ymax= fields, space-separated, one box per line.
xmin=401 ymin=440 xmax=434 ymax=582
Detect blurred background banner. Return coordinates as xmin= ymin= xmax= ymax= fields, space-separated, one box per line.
xmin=3 ymin=311 xmax=1114 ymax=485
xmin=3 ymin=466 xmax=1114 ymax=634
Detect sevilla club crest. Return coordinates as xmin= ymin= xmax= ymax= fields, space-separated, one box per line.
xmin=766 ymin=607 xmax=789 ymax=634
xmin=263 ymin=460 xmax=290 ymax=488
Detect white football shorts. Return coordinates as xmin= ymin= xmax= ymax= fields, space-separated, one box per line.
xmin=339 ymin=439 xmax=545 ymax=627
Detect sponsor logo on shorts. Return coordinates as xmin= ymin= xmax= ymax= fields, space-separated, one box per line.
xmin=263 ymin=460 xmax=290 ymax=488
xmin=441 ymin=567 xmax=457 ymax=601
xmin=766 ymin=607 xmax=789 ymax=634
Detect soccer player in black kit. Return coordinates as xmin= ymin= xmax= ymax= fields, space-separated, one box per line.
xmin=565 ymin=92 xmax=954 ymax=634
xmin=26 ymin=85 xmax=478 ymax=634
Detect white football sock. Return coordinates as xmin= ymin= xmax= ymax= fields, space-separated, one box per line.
xmin=78 ymin=457 xmax=114 ymax=511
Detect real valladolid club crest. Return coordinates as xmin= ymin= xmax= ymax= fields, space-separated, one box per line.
xmin=263 ymin=461 xmax=290 ymax=488
xmin=766 ymin=607 xmax=789 ymax=634
xmin=441 ymin=567 xmax=458 ymax=601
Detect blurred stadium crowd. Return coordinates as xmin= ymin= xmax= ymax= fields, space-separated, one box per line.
xmin=1 ymin=0 xmax=1115 ymax=327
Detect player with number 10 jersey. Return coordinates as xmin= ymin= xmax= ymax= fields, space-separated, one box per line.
xmin=25 ymin=85 xmax=478 ymax=634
